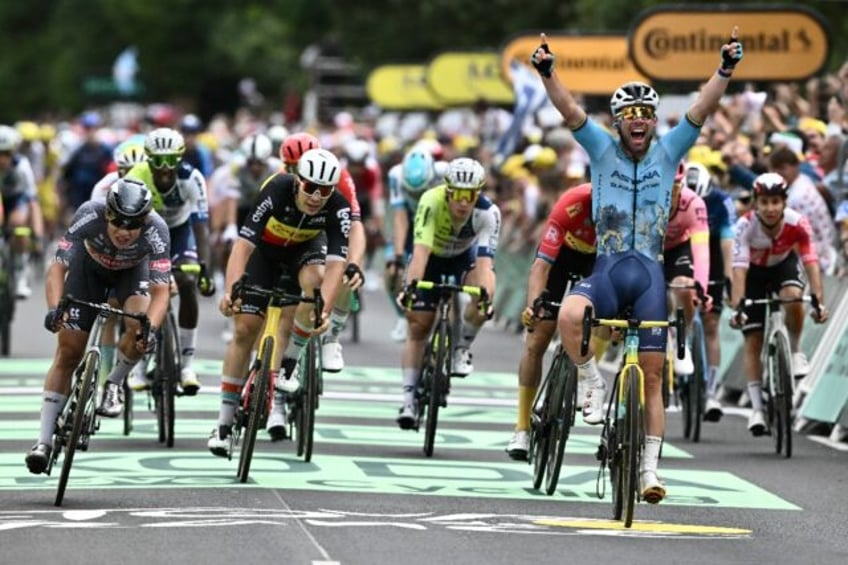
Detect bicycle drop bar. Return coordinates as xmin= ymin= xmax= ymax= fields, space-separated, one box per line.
xmin=56 ymin=295 xmax=151 ymax=337
xmin=231 ymin=276 xmax=324 ymax=327
xmin=579 ymin=306 xmax=685 ymax=359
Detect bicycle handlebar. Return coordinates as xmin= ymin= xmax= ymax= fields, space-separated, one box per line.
xmin=56 ymin=295 xmax=151 ymax=337
xmin=667 ymin=280 xmax=709 ymax=305
xmin=580 ymin=306 xmax=686 ymax=359
xmin=414 ymin=280 xmax=483 ymax=297
xmin=231 ymin=276 xmax=324 ymax=326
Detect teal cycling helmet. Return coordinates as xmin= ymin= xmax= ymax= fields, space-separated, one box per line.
xmin=401 ymin=150 xmax=435 ymax=193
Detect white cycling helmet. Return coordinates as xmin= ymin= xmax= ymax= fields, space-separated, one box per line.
xmin=240 ymin=134 xmax=273 ymax=162
xmin=297 ymin=148 xmax=342 ymax=186
xmin=445 ymin=157 xmax=486 ymax=189
xmin=0 ymin=125 xmax=21 ymax=152
xmin=113 ymin=142 xmax=148 ymax=171
xmin=344 ymin=138 xmax=371 ymax=164
xmin=610 ymin=81 xmax=659 ymax=116
xmin=267 ymin=125 xmax=289 ymax=145
xmin=684 ymin=162 xmax=712 ymax=198
xmin=144 ymin=127 xmax=185 ymax=156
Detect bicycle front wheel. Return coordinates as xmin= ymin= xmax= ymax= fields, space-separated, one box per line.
xmin=545 ymin=355 xmax=577 ymax=495
xmin=160 ymin=313 xmax=180 ymax=447
xmin=530 ymin=356 xmax=559 ymax=490
xmin=238 ymin=337 xmax=272 ymax=483
xmin=773 ymin=332 xmax=793 ymax=458
xmin=423 ymin=319 xmax=449 ymax=457
xmin=689 ymin=321 xmax=705 ymax=443
xmin=302 ymin=338 xmax=320 ymax=462
xmin=621 ymin=366 xmax=640 ymax=528
xmin=55 ymin=351 xmax=100 ymax=506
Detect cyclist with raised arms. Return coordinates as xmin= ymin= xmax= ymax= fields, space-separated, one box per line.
xmin=0 ymin=124 xmax=44 ymax=299
xmin=25 ymin=178 xmax=170 ymax=474
xmin=728 ymin=173 xmax=828 ymax=436
xmin=125 ymin=128 xmax=215 ymax=395
xmin=384 ymin=147 xmax=446 ymax=342
xmin=395 ymin=157 xmax=500 ymax=429
xmin=506 ymin=182 xmax=596 ymax=459
xmin=684 ymin=161 xmax=736 ymax=420
xmin=531 ymin=27 xmax=743 ymax=502
xmin=209 ymin=148 xmax=352 ymax=457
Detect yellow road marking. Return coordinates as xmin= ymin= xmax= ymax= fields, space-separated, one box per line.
xmin=535 ymin=518 xmax=751 ymax=535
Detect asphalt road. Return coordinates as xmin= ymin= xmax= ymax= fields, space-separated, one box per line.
xmin=1 ymin=275 xmax=847 ymax=565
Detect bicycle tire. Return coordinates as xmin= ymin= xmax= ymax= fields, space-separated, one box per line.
xmin=690 ymin=320 xmax=705 ymax=443
xmin=302 ymin=338 xmax=319 ymax=462
xmin=123 ymin=382 xmax=133 ymax=436
xmin=423 ymin=318 xmax=448 ymax=457
xmin=238 ymin=337 xmax=272 ymax=483
xmin=55 ymin=351 xmax=99 ymax=506
xmin=0 ymin=254 xmax=14 ymax=356
xmin=530 ymin=355 xmax=559 ymax=490
xmin=161 ymin=313 xmax=180 ymax=448
xmin=774 ymin=332 xmax=793 ymax=458
xmin=545 ymin=355 xmax=577 ymax=495
xmin=621 ymin=366 xmax=640 ymax=528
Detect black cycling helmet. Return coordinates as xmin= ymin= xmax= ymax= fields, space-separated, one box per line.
xmin=106 ymin=177 xmax=153 ymax=227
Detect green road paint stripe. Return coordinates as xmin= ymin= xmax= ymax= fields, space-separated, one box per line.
xmin=0 ymin=451 xmax=797 ymax=510
xmin=0 ymin=420 xmax=691 ymax=458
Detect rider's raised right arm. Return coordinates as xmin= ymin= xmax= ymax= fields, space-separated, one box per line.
xmin=539 ymin=69 xmax=587 ymax=130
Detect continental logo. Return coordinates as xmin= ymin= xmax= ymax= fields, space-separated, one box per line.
xmin=500 ymin=35 xmax=649 ymax=95
xmin=629 ymin=7 xmax=829 ymax=81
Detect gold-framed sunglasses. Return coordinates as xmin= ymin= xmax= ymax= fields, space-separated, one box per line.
xmin=618 ymin=105 xmax=656 ymax=121
xmin=446 ymin=186 xmax=481 ymax=203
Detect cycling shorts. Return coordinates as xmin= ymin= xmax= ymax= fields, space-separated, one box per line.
xmin=663 ymin=240 xmax=693 ymax=282
xmin=539 ymin=248 xmax=595 ymax=320
xmin=169 ymin=221 xmax=198 ymax=264
xmin=408 ymin=247 xmax=476 ymax=312
xmin=741 ymin=253 xmax=805 ymax=335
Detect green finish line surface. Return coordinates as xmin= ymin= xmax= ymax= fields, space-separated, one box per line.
xmin=0 ymin=362 xmax=798 ymax=511
xmin=0 ymin=451 xmax=796 ymax=510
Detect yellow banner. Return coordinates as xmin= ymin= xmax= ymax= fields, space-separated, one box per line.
xmin=629 ymin=7 xmax=829 ymax=81
xmin=427 ymin=52 xmax=514 ymax=105
xmin=501 ymin=35 xmax=648 ymax=95
xmin=366 ymin=65 xmax=444 ymax=110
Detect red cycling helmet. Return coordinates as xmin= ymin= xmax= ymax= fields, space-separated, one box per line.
xmin=280 ymin=132 xmax=320 ymax=165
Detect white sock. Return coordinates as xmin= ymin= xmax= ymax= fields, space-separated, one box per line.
xmin=179 ymin=327 xmax=197 ymax=370
xmin=747 ymin=382 xmax=764 ymax=411
xmin=642 ymin=435 xmax=663 ymax=474
xmin=577 ymin=358 xmax=602 ymax=385
xmin=106 ymin=351 xmax=137 ymax=386
xmin=39 ymin=391 xmax=66 ymax=445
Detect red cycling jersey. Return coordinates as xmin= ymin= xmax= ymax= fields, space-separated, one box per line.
xmin=536 ymin=183 xmax=596 ymax=262
xmin=732 ymin=207 xmax=818 ymax=268
xmin=337 ymin=168 xmax=361 ymax=218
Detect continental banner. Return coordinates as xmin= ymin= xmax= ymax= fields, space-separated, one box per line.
xmin=426 ymin=52 xmax=514 ymax=106
xmin=501 ymin=34 xmax=649 ymax=95
xmin=629 ymin=5 xmax=830 ymax=81
xmin=366 ymin=65 xmax=444 ymax=110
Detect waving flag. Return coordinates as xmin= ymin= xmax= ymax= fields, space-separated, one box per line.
xmin=495 ymin=59 xmax=549 ymax=165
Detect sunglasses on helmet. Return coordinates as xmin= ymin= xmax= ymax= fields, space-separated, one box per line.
xmin=106 ymin=211 xmax=146 ymax=230
xmin=148 ymin=153 xmax=181 ymax=170
xmin=298 ymin=177 xmax=335 ymax=198
xmin=618 ymin=105 xmax=656 ymax=120
xmin=446 ymin=186 xmax=480 ymax=203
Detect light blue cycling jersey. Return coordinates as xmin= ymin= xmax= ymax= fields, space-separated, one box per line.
xmin=573 ymin=116 xmax=701 ymax=261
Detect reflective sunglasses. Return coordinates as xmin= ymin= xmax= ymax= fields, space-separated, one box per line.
xmin=299 ymin=177 xmax=335 ymax=198
xmin=106 ymin=211 xmax=145 ymax=230
xmin=148 ymin=153 xmax=181 ymax=170
xmin=618 ymin=105 xmax=656 ymax=120
xmin=446 ymin=186 xmax=480 ymax=203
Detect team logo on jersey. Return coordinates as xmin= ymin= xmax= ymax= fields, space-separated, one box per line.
xmin=544 ymin=226 xmax=560 ymax=245
xmin=566 ymin=203 xmax=582 ymax=217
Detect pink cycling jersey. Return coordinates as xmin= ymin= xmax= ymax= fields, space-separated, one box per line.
xmin=732 ymin=207 xmax=818 ymax=268
xmin=664 ymin=187 xmax=710 ymax=292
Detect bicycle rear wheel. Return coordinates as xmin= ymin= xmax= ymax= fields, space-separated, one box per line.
xmin=123 ymin=382 xmax=133 ymax=437
xmin=545 ymin=356 xmax=577 ymax=495
xmin=55 ymin=351 xmax=100 ymax=506
xmin=302 ymin=338 xmax=320 ymax=462
xmin=238 ymin=337 xmax=272 ymax=483
xmin=689 ymin=321 xmax=705 ymax=443
xmin=423 ymin=319 xmax=448 ymax=457
xmin=773 ymin=332 xmax=793 ymax=458
xmin=0 ymin=252 xmax=15 ymax=356
xmin=621 ymin=366 xmax=640 ymax=528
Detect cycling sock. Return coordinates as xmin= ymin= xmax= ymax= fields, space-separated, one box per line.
xmin=280 ymin=321 xmax=311 ymax=377
xmin=100 ymin=345 xmax=116 ymax=374
xmin=707 ymin=365 xmax=719 ymax=396
xmin=179 ymin=327 xmax=197 ymax=370
xmin=402 ymin=384 xmax=415 ymax=406
xmin=576 ymin=358 xmax=602 ymax=385
xmin=219 ymin=375 xmax=241 ymax=426
xmin=328 ymin=306 xmax=349 ymax=339
xmin=592 ymin=334 xmax=611 ymax=361
xmin=39 ymin=391 xmax=66 ymax=445
xmin=747 ymin=382 xmax=764 ymax=411
xmin=457 ymin=321 xmax=481 ymax=349
xmin=642 ymin=436 xmax=663 ymax=473
xmin=517 ymin=385 xmax=537 ymax=430
xmin=106 ymin=351 xmax=136 ymax=386
xmin=402 ymin=367 xmax=418 ymax=391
